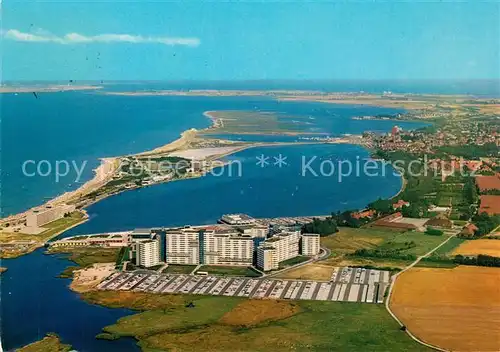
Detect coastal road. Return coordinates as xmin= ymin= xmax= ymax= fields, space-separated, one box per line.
xmin=384 ymin=232 xmax=459 ymax=352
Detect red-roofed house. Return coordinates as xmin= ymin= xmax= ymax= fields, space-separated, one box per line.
xmin=351 ymin=209 xmax=376 ymax=219
xmin=460 ymin=223 xmax=479 ymax=238
xmin=393 ymin=200 xmax=410 ymax=210
xmin=464 ymin=160 xmax=483 ymax=172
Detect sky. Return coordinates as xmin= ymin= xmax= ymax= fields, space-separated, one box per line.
xmin=2 ymin=1 xmax=499 ymax=81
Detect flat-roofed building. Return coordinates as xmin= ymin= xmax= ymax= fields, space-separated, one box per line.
xmin=241 ymin=225 xmax=269 ymax=238
xmin=256 ymin=244 xmax=278 ymax=271
xmin=135 ymin=238 xmax=160 ymax=268
xmin=256 ymin=231 xmax=301 ymax=271
xmin=51 ymin=232 xmax=130 ymax=248
xmin=26 ymin=204 xmax=76 ymax=228
xmin=131 ymin=228 xmax=153 ymax=240
xmin=301 ymin=233 xmax=320 ymax=256
xmin=165 ymin=227 xmax=200 ymax=265
xmin=271 ymin=231 xmax=301 ymax=262
xmin=203 ymin=230 xmax=254 ymax=266
xmin=219 ymin=213 xmax=255 ymax=226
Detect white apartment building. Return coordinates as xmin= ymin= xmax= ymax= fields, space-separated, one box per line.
xmin=135 ymin=239 xmax=161 ymax=268
xmin=26 ymin=204 xmax=76 ymax=228
xmin=256 ymin=231 xmax=301 ymax=271
xmin=256 ymin=245 xmax=278 ymax=271
xmin=301 ymin=233 xmax=320 ymax=256
xmin=165 ymin=228 xmax=200 ymax=265
xmin=203 ymin=231 xmax=254 ymax=266
xmin=241 ymin=226 xmax=268 ymax=238
xmin=271 ymin=231 xmax=301 ymax=262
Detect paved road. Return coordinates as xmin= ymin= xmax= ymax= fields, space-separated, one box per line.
xmin=385 ymin=232 xmax=459 ymax=352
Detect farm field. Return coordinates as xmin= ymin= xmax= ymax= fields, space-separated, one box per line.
xmin=96 ymin=294 xmax=431 ymax=351
xmin=390 ymin=266 xmax=500 ymax=352
xmin=321 ymin=228 xmax=396 ymax=255
xmin=452 ymin=239 xmax=500 ymax=257
xmin=430 ymin=237 xmax=465 ymax=256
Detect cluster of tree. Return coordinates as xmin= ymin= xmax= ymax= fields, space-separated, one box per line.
xmin=420 ymin=255 xmax=453 ymax=264
xmin=456 ymin=205 xmax=476 ymax=221
xmin=453 ymin=254 xmax=500 ymax=267
xmin=353 ymin=248 xmax=417 ymax=261
xmin=401 ymin=202 xmax=429 ymax=218
xmin=476 ymin=170 xmax=496 ymax=176
xmin=472 ymin=213 xmax=500 ymax=236
xmin=302 ymin=217 xmax=338 ymax=236
xmin=330 ymin=211 xmax=370 ymax=228
xmin=463 ymin=177 xmax=479 ymax=204
xmin=368 ymin=197 xmax=429 ymax=219
xmin=368 ymin=198 xmax=393 ymax=215
xmin=353 ymin=241 xmax=417 ymax=261
xmin=425 ymin=227 xmax=444 ymax=236
xmin=481 ymin=189 xmax=500 ymax=196
xmin=115 ymin=247 xmax=130 ymax=268
xmin=437 ymin=143 xmax=498 ymax=159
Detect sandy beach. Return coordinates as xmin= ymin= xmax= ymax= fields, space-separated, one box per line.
xmin=70 ymin=263 xmax=116 ymax=293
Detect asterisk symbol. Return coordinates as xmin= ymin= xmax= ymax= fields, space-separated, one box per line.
xmin=256 ymin=154 xmax=270 ymax=168
xmin=273 ymin=154 xmax=288 ymax=167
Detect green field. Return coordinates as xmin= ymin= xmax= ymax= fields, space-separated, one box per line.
xmin=385 ymin=232 xmax=451 ymax=256
xmin=321 ymin=228 xmax=398 ymax=256
xmin=196 ymin=265 xmax=262 ymax=277
xmin=95 ymin=293 xmax=431 ymax=352
xmin=278 ymin=256 xmax=310 ymax=269
xmin=320 ymin=227 xmax=453 ymax=269
xmin=431 ymin=237 xmax=466 ymax=256
xmin=162 ymin=265 xmax=196 ymax=274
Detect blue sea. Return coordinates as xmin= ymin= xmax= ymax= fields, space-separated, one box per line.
xmin=2 ymin=89 xmax=428 ymax=216
xmin=0 ymin=81 xmax=443 ymax=351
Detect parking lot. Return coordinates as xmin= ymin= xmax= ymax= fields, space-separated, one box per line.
xmin=97 ymin=267 xmax=390 ymax=304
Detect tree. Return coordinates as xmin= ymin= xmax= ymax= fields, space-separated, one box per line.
xmin=425 ymin=228 xmax=443 ymax=236
xmin=368 ymin=198 xmax=393 ymax=215
xmin=302 ymin=217 xmax=338 ymax=236
xmin=473 ymin=213 xmax=500 ymax=236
